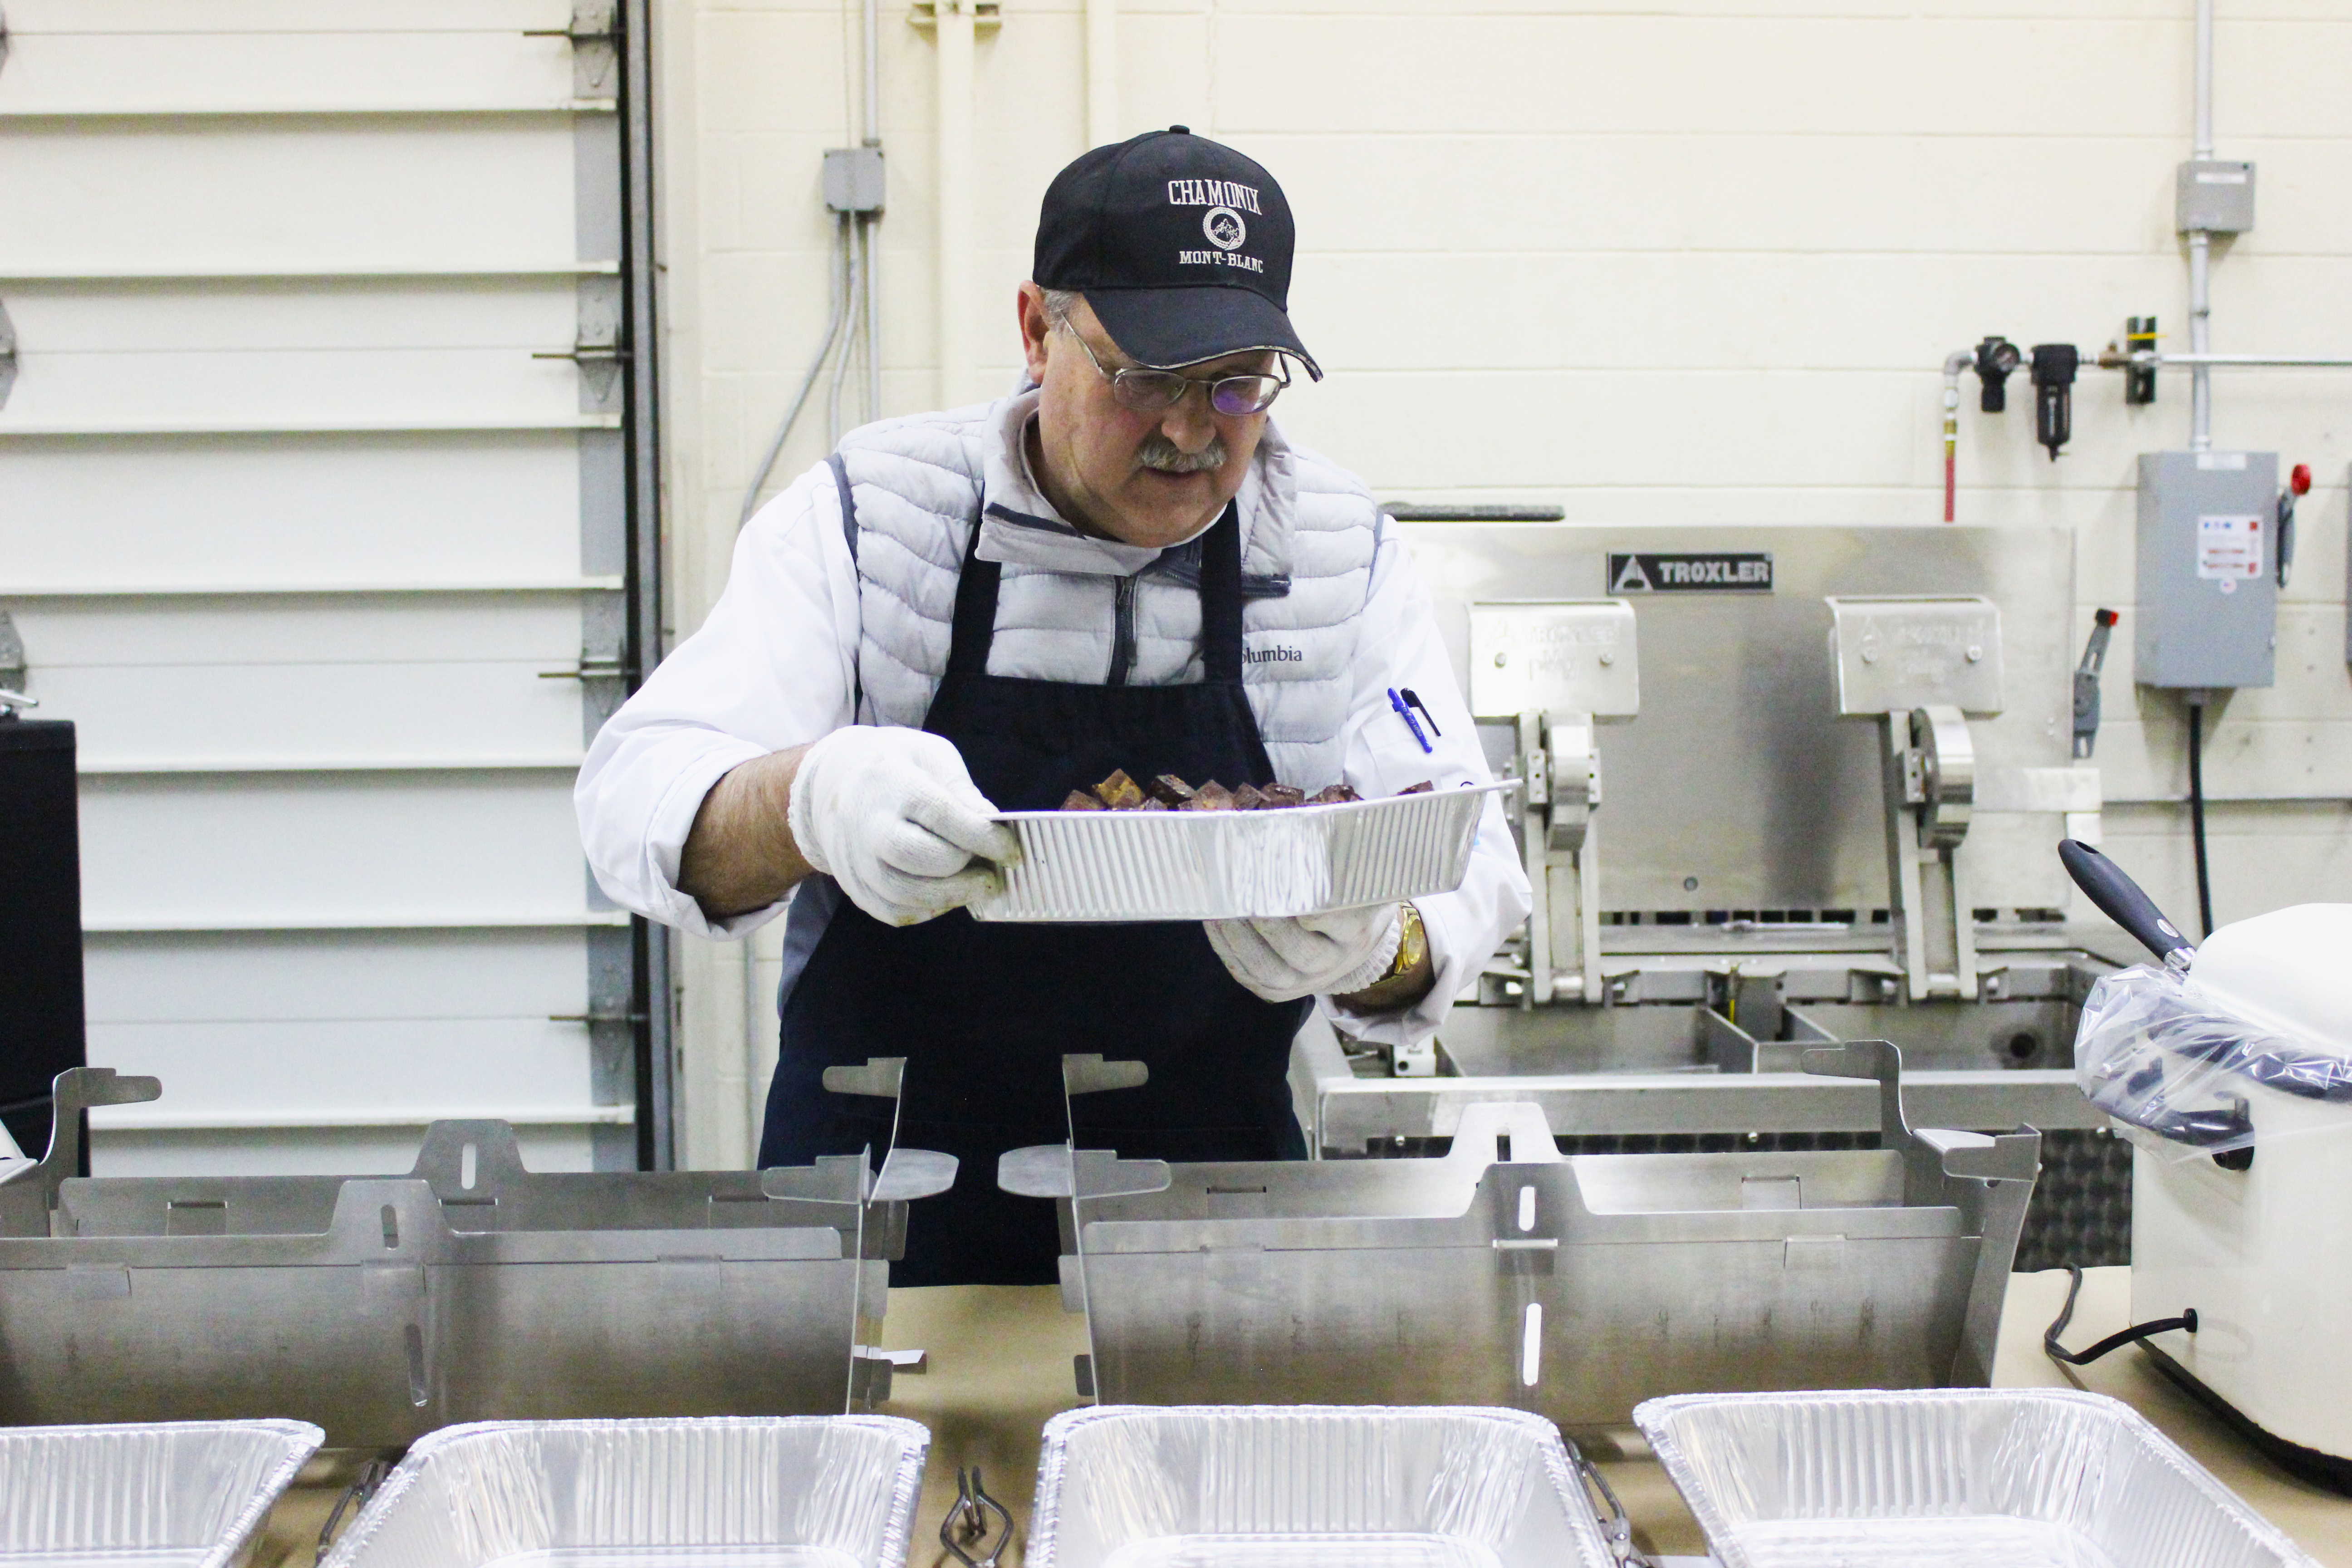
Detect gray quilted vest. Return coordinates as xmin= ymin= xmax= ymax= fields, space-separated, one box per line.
xmin=828 ymin=391 xmax=1383 ymax=789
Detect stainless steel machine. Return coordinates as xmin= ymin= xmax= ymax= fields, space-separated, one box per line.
xmin=1302 ymin=522 xmax=2129 ymax=1269
xmin=1318 ymin=524 xmax=2118 ymax=1141
xmin=0 ymin=1065 xmax=950 ymax=1446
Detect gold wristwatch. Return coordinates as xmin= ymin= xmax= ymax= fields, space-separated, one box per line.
xmin=1381 ymin=901 xmax=1427 ymax=983
xmin=1341 ymin=902 xmax=1427 ymax=1010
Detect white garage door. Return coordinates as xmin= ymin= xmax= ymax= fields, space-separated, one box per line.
xmin=0 ymin=0 xmax=668 ymax=1174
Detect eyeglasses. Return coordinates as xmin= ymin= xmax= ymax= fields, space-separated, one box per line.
xmin=1062 ymin=323 xmax=1290 ymax=416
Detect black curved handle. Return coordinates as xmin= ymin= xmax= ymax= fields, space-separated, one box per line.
xmin=2060 ymin=839 xmax=2195 ymax=965
xmin=2092 ymin=1088 xmax=2252 ymax=1147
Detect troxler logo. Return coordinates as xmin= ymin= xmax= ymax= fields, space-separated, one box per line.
xmin=1202 ymin=207 xmax=1247 ymax=250
xmin=1244 ymin=644 xmax=1304 ymax=665
xmin=1607 ymin=552 xmax=1774 ymax=593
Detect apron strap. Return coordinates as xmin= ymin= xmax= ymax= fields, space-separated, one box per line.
xmin=1197 ymin=500 xmax=1245 ymax=684
xmin=943 ymin=499 xmax=1250 ymax=685
xmin=826 ymin=453 xmax=866 ymax=722
xmin=944 ymin=509 xmax=1001 ymax=681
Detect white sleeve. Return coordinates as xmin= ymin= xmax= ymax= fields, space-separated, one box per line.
xmin=1321 ymin=529 xmax=1533 ymax=1049
xmin=573 ymin=461 xmax=860 ymax=940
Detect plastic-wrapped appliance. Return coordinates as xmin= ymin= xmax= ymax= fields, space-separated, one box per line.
xmin=2065 ymin=842 xmax=2352 ymax=1491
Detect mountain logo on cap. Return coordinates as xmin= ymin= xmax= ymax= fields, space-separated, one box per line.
xmin=1202 ymin=207 xmax=1247 ymax=251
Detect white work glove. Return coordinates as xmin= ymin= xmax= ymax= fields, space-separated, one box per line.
xmin=1205 ymin=905 xmax=1402 ymax=1003
xmin=787 ymin=726 xmax=1020 ymax=926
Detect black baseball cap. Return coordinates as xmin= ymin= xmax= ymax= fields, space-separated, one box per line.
xmin=1033 ymin=127 xmax=1321 ymax=381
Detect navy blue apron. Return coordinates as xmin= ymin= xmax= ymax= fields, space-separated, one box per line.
xmin=757 ymin=498 xmax=1312 ymax=1286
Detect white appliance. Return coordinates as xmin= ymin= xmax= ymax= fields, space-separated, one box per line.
xmin=2075 ymin=892 xmax=2352 ymax=1492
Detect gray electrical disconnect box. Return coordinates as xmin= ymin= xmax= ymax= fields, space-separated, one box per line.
xmin=2135 ymin=450 xmax=2278 ymax=689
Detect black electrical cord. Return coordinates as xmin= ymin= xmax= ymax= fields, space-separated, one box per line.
xmin=0 ymin=1093 xmax=53 ymax=1118
xmin=2187 ymin=696 xmax=2214 ymax=938
xmin=2044 ymin=1264 xmax=2199 ymax=1367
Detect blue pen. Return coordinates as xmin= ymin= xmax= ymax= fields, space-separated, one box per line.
xmin=1388 ymin=687 xmax=1433 ymax=754
xmin=1398 ymin=687 xmax=1442 ymax=738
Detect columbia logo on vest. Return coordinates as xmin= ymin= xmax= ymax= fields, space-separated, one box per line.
xmin=1244 ymin=645 xmax=1304 ymax=665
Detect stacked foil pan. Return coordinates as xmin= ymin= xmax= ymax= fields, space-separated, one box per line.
xmin=0 ymin=1419 xmax=321 ymax=1568
xmin=975 ymin=783 xmax=1511 ymax=921
xmin=1030 ymin=1405 xmax=1619 ymax=1568
xmin=321 ymin=1416 xmax=930 ymax=1568
xmin=1635 ymin=1388 xmax=2319 ymax=1568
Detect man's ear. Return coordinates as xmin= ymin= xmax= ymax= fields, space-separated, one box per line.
xmin=1017 ymin=283 xmax=1053 ymax=385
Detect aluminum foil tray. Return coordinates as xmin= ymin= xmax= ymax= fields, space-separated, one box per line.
xmin=1634 ymin=1389 xmax=2317 ymax=1568
xmin=975 ymin=782 xmax=1513 ymax=923
xmin=321 ymin=1416 xmax=929 ymax=1568
xmin=1030 ymin=1405 xmax=1617 ymax=1568
xmin=0 ymin=1419 xmax=322 ymax=1568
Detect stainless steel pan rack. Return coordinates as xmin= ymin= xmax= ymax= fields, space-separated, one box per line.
xmin=0 ymin=1064 xmax=953 ymax=1446
xmin=1002 ymin=1042 xmax=2038 ymax=1427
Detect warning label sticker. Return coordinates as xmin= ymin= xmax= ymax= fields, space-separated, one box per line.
xmin=2196 ymin=514 xmax=2264 ymax=583
xmin=1607 ymin=552 xmax=1774 ymax=593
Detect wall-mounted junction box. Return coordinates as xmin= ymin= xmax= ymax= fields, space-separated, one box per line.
xmin=2135 ymin=450 xmax=2277 ymax=689
xmin=2176 ymin=158 xmax=2256 ymax=234
xmin=822 ymin=146 xmax=886 ymax=214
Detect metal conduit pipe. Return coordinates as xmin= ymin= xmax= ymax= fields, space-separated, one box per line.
xmin=1086 ymin=0 xmax=1119 ymax=147
xmin=1940 ymin=349 xmax=1972 ymax=523
xmin=2188 ymin=232 xmax=2212 ymax=451
xmin=741 ymin=926 xmax=772 ymax=1165
xmin=2106 ymin=351 xmax=2352 ymax=370
xmin=2188 ymin=0 xmax=2215 ymax=451
xmin=828 ymin=223 xmax=867 ymax=446
xmin=935 ymin=0 xmax=977 ymax=408
xmin=739 ymin=213 xmax=853 ymax=528
xmin=862 ymin=0 xmax=883 ymax=421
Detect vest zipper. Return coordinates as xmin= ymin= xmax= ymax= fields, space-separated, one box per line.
xmin=1108 ymin=574 xmax=1137 ymax=687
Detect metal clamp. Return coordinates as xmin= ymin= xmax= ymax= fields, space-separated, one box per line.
xmin=939 ymin=1466 xmax=1013 ymax=1568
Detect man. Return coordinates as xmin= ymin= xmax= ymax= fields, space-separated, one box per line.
xmin=578 ymin=127 xmax=1528 ymax=1284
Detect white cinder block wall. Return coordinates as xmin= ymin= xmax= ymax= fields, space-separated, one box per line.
xmin=650 ymin=0 xmax=2352 ymax=1166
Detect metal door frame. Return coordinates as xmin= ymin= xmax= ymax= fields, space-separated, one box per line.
xmin=621 ymin=0 xmax=674 ymax=1169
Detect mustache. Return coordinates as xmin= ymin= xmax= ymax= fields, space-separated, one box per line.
xmin=1136 ymin=433 xmax=1228 ymax=474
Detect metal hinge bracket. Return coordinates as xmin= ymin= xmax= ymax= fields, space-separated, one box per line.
xmin=0 ymin=297 xmax=17 ymax=411
xmin=534 ymin=276 xmax=627 ymax=413
xmin=538 ymin=655 xmax=628 ymax=681
xmin=0 ymin=608 xmax=24 ymax=695
xmin=524 ymin=0 xmax=619 ymax=97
